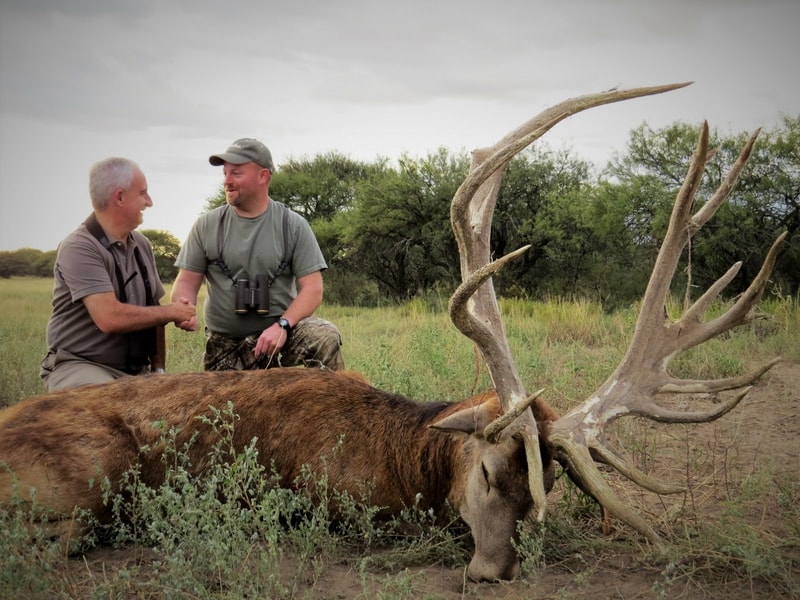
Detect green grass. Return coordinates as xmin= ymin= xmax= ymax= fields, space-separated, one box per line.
xmin=1 ymin=277 xmax=799 ymax=598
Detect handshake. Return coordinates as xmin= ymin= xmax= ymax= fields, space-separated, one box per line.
xmin=170 ymin=297 xmax=197 ymax=331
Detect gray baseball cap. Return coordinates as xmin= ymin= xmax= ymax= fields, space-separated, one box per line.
xmin=209 ymin=138 xmax=274 ymax=171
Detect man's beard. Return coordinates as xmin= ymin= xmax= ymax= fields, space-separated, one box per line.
xmin=226 ymin=189 xmax=242 ymax=206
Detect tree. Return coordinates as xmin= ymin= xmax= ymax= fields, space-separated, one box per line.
xmin=604 ymin=118 xmax=800 ymax=299
xmin=140 ymin=230 xmax=181 ymax=282
xmin=202 ymin=151 xmax=381 ymax=221
xmin=491 ymin=146 xmax=595 ymax=298
xmin=339 ymin=149 xmax=469 ymax=300
xmin=0 ymin=248 xmax=54 ymax=278
xmin=731 ymin=115 xmax=800 ymax=295
xmin=272 ymin=152 xmax=385 ymax=221
xmin=33 ymin=250 xmax=56 ymax=277
xmin=0 ymin=250 xmax=29 ymax=278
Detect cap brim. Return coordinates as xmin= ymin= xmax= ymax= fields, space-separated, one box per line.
xmin=209 ymin=152 xmax=252 ymax=166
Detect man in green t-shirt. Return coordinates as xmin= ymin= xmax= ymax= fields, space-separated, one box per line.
xmin=172 ymin=138 xmax=344 ymax=371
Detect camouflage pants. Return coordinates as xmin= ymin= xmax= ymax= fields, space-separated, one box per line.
xmin=203 ymin=316 xmax=345 ymax=372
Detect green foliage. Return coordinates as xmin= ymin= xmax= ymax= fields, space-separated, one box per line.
xmin=605 ymin=118 xmax=799 ymax=300
xmin=0 ymin=496 xmax=94 ymax=599
xmin=311 ymin=217 xmax=385 ymax=307
xmin=273 ymin=151 xmax=386 ymax=221
xmin=7 ymin=117 xmax=796 ymax=308
xmin=493 ymin=146 xmax=594 ymax=297
xmin=204 ymin=184 xmax=226 ymax=212
xmin=0 ymin=248 xmax=55 ymax=278
xmin=337 ymin=148 xmax=469 ymax=299
xmin=141 ymin=229 xmax=182 ymax=283
xmin=102 ymin=406 xmax=300 ymax=597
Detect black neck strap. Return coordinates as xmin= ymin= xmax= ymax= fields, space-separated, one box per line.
xmin=84 ymin=213 xmax=155 ymax=306
xmin=210 ymin=204 xmax=292 ymax=287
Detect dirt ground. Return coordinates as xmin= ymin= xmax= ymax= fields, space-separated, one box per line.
xmin=64 ymin=360 xmax=800 ymax=599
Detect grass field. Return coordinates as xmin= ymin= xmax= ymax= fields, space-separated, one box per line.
xmin=1 ymin=278 xmax=798 ymax=598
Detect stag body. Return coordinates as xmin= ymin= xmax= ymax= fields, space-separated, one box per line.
xmin=0 ymin=368 xmax=556 ymax=582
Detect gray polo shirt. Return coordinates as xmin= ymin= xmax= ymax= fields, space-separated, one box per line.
xmin=45 ymin=222 xmax=165 ymax=371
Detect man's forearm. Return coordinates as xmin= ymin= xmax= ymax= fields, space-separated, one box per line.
xmin=281 ymin=289 xmax=322 ymax=325
xmin=171 ymin=269 xmax=205 ymax=305
xmin=170 ymin=282 xmax=197 ymax=305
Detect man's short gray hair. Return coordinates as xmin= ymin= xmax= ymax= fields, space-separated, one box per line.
xmin=89 ymin=157 xmax=140 ymax=210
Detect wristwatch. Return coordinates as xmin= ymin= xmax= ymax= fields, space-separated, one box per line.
xmin=277 ymin=317 xmax=292 ymax=332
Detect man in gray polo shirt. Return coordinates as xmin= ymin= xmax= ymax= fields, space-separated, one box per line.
xmin=171 ymin=138 xmax=344 ymax=371
xmin=40 ymin=157 xmax=196 ymax=390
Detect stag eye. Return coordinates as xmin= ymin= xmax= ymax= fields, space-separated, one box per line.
xmin=481 ymin=462 xmax=491 ymax=493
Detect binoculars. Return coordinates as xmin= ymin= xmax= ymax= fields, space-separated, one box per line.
xmin=235 ymin=271 xmax=270 ymax=314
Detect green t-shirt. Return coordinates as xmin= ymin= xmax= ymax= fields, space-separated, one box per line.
xmin=175 ymin=200 xmax=327 ymax=338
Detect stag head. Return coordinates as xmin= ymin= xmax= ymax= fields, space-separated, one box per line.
xmin=447 ymin=83 xmax=785 ymax=547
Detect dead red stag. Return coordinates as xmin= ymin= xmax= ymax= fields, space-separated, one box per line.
xmin=0 ymin=83 xmax=785 ymax=582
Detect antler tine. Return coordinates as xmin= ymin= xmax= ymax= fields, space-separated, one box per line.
xmin=448 ymin=83 xmax=693 ymax=523
xmin=692 ymin=128 xmax=761 ymax=232
xmin=482 ymin=388 xmax=546 ymax=443
xmin=555 ymin=437 xmax=667 ymax=546
xmin=659 ymin=358 xmax=781 ymax=396
xmin=633 ymin=121 xmax=711 ymax=333
xmin=678 ymin=232 xmax=787 ymax=352
xmin=448 ymin=245 xmax=531 ymax=351
xmin=550 ymin=121 xmax=786 ymax=546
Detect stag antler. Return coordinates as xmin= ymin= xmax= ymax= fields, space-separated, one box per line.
xmin=448 ymin=83 xmax=694 ymax=520
xmin=548 ymin=122 xmax=785 ymax=546
xmin=448 ymin=84 xmax=785 ymax=543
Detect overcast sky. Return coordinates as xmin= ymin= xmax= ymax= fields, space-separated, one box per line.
xmin=1 ymin=0 xmax=797 ymax=251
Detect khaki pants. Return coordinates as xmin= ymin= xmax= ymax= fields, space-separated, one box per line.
xmin=203 ymin=316 xmax=345 ymax=372
xmin=40 ymin=349 xmax=143 ymax=391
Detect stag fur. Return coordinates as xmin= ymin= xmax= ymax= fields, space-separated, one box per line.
xmin=0 ymin=367 xmax=558 ymax=582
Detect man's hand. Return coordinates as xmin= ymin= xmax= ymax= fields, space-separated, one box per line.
xmin=173 ymin=297 xmax=198 ymax=331
xmin=254 ymin=323 xmax=288 ymax=359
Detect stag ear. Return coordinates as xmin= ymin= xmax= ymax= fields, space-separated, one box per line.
xmin=429 ymin=402 xmax=497 ymax=436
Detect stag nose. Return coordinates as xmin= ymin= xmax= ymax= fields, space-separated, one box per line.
xmin=467 ymin=556 xmax=520 ymax=582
